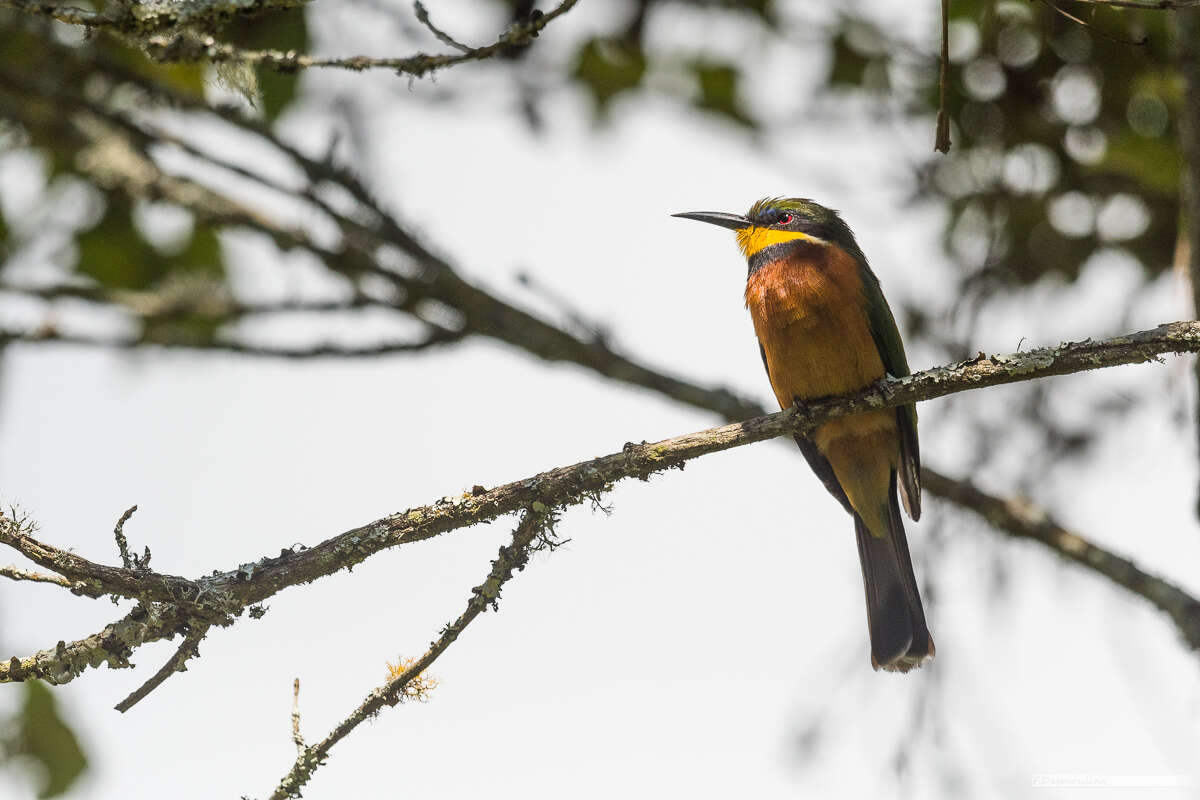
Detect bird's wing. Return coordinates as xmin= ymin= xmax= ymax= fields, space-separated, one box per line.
xmin=860 ymin=265 xmax=921 ymax=520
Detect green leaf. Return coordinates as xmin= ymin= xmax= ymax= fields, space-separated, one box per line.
xmin=827 ymin=32 xmax=872 ymax=87
xmin=691 ymin=61 xmax=753 ymax=127
xmin=76 ymin=195 xmax=226 ymax=290
xmin=14 ymin=682 xmax=88 ymax=799
xmin=1098 ymin=132 xmax=1182 ymax=194
xmin=76 ymin=193 xmax=170 ymax=289
xmin=573 ymin=38 xmax=647 ymax=112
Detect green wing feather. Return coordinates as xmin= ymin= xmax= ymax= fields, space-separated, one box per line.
xmin=859 ymin=264 xmax=922 ymax=521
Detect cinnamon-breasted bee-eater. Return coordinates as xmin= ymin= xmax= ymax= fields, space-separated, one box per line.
xmin=674 ymin=197 xmax=934 ymax=672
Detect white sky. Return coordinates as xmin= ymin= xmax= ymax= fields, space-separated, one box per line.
xmin=2 ymin=2 xmax=1200 ymax=798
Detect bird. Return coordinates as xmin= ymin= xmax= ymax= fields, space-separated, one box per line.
xmin=673 ymin=197 xmax=934 ymax=672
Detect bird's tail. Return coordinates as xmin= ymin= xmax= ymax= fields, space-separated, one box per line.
xmin=853 ymin=471 xmax=934 ymax=672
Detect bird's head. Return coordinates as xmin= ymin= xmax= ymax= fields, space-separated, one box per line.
xmin=673 ymin=197 xmax=863 ymax=269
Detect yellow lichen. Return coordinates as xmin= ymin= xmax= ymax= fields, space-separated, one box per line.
xmin=384 ymin=657 xmax=439 ymax=701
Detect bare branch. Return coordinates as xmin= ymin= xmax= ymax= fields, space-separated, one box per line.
xmin=923 ymin=469 xmax=1200 ymax=649
xmin=413 ymin=1 xmax=473 ymax=53
xmin=0 ymin=326 xmax=468 ymax=359
xmin=934 ymin=0 xmax=951 ymax=153
xmin=1039 ymin=0 xmax=1150 ymax=45
xmin=0 ymin=282 xmax=389 ymax=321
xmin=114 ymin=625 xmax=209 ymax=712
xmin=269 ymin=509 xmax=546 ymax=800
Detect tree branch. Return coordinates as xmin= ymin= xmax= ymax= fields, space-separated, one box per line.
xmin=0 ymin=0 xmax=580 ymax=76
xmin=0 ymin=565 xmax=78 ymax=591
xmin=291 ymin=678 xmax=304 ymax=755
xmin=3 ymin=323 xmax=1200 ymax=689
xmin=923 ymin=469 xmax=1200 ymax=649
xmin=269 ymin=509 xmax=547 ymax=800
xmin=139 ymin=1 xmax=579 ymax=75
xmin=0 ymin=326 xmax=468 ymax=359
xmin=0 ymin=0 xmax=309 ymax=34
xmin=6 ymin=52 xmax=1200 ymax=664
xmin=114 ymin=625 xmax=209 ymax=712
xmin=0 ymin=604 xmax=191 ymax=684
xmin=1172 ymin=8 xmax=1200 ymax=519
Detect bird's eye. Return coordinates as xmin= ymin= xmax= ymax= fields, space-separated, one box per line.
xmin=777 ymin=213 xmax=793 ymax=225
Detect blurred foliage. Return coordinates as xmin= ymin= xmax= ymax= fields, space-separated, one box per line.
xmin=1 ymin=682 xmax=88 ymax=798
xmin=0 ymin=0 xmax=1188 ymax=366
xmin=550 ymin=0 xmax=1184 ymax=298
xmin=0 ymin=7 xmax=307 ymax=330
xmin=573 ymin=38 xmax=647 ymax=111
xmin=223 ymin=7 xmax=308 ymax=119
xmin=919 ymin=1 xmax=1180 ymax=293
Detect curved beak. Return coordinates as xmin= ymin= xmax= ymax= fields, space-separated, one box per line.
xmin=671 ymin=211 xmax=750 ymax=231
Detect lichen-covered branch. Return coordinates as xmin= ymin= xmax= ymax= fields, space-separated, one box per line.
xmin=0 ymin=564 xmax=89 ymax=592
xmin=1 ymin=0 xmax=580 ymax=77
xmin=1 ymin=0 xmax=310 ymax=34
xmin=113 ymin=625 xmax=209 ymax=712
xmin=1 ymin=604 xmax=192 ymax=684
xmin=142 ymin=0 xmax=579 ymax=75
xmin=923 ymin=469 xmax=1200 ymax=649
xmin=3 ymin=322 xmax=1200 ymax=691
xmin=269 ymin=509 xmax=547 ymax=800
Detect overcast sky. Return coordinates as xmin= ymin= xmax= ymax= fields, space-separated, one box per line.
xmin=2 ymin=2 xmax=1199 ymax=798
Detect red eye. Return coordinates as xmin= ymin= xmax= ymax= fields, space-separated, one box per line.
xmin=777 ymin=213 xmax=793 ymax=225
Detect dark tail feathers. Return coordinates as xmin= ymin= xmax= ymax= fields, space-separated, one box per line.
xmin=853 ymin=471 xmax=934 ymax=672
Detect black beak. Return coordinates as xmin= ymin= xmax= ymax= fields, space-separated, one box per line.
xmin=671 ymin=211 xmax=750 ymax=231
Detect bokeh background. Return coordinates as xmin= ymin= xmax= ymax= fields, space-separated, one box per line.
xmin=1 ymin=0 xmax=1199 ymax=797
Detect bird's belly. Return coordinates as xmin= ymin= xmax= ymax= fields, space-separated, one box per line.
xmin=746 ymin=256 xmax=895 ymax=457
xmin=747 ymin=269 xmax=886 ymax=407
xmin=757 ymin=314 xmax=884 ymax=406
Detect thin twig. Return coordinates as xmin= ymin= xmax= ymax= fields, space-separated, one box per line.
xmin=0 ymin=565 xmax=74 ymax=590
xmin=413 ymin=1 xmax=473 ymax=52
xmin=113 ymin=505 xmax=138 ymax=570
xmin=270 ymin=510 xmax=545 ymax=799
xmin=114 ymin=626 xmax=209 ymax=712
xmin=1 ymin=326 xmax=468 ymax=359
xmin=1039 ymin=0 xmax=1150 ymax=45
xmin=291 ymin=678 xmax=304 ymax=755
xmin=934 ymin=0 xmax=951 ymax=153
